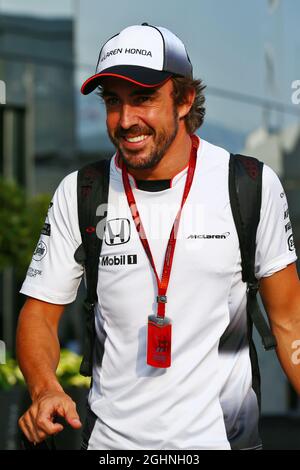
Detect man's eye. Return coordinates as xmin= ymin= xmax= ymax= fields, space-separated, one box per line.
xmin=105 ymin=97 xmax=119 ymax=106
xmin=136 ymin=96 xmax=151 ymax=104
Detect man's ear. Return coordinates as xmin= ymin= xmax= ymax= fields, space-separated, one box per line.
xmin=177 ymin=88 xmax=196 ymax=120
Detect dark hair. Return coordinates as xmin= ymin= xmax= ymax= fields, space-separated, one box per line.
xmin=171 ymin=76 xmax=206 ymax=134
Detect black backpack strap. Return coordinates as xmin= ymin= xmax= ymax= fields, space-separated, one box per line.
xmin=229 ymin=154 xmax=277 ymax=351
xmin=74 ymin=159 xmax=110 ymax=376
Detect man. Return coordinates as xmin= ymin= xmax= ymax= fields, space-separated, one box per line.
xmin=17 ymin=24 xmax=300 ymax=450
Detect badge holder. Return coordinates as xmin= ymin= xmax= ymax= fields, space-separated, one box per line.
xmin=147 ymin=296 xmax=172 ymax=368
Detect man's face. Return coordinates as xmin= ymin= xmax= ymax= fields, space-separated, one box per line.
xmin=101 ymin=78 xmax=179 ymax=170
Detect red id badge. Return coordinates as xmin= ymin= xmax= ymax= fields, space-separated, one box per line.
xmin=147 ymin=315 xmax=172 ymax=368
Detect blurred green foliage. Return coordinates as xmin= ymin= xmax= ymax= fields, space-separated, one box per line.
xmin=0 ymin=357 xmax=25 ymax=390
xmin=0 ymin=349 xmax=91 ymax=390
xmin=0 ymin=178 xmax=51 ymax=278
xmin=0 ymin=181 xmax=91 ymax=390
xmin=56 ymin=350 xmax=91 ymax=388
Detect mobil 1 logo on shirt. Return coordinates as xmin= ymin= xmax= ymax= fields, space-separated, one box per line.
xmin=100 ymin=254 xmax=137 ymax=266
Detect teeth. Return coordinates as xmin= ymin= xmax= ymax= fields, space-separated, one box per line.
xmin=125 ymin=135 xmax=148 ymax=143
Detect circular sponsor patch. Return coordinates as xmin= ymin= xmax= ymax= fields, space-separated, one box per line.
xmin=288 ymin=234 xmax=295 ymax=251
xmin=33 ymin=240 xmax=47 ymax=261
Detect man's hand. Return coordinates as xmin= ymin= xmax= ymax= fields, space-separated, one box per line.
xmin=18 ymin=390 xmax=82 ymax=444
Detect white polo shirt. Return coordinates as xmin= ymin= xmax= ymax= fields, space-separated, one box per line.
xmin=20 ymin=138 xmax=297 ymax=450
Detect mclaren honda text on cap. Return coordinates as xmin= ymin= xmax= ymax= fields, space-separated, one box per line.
xmin=81 ymin=23 xmax=193 ymax=94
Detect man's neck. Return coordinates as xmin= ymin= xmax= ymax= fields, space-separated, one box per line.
xmin=127 ymin=131 xmax=193 ymax=181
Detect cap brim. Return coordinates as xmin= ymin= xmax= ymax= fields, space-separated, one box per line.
xmin=81 ymin=65 xmax=172 ymax=95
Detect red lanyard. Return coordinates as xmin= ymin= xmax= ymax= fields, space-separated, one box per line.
xmin=122 ymin=134 xmax=199 ymax=319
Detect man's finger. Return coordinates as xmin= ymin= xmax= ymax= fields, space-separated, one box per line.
xmin=20 ymin=416 xmax=41 ymax=444
xmin=36 ymin=411 xmax=64 ymax=435
xmin=66 ymin=417 xmax=82 ymax=429
xmin=57 ymin=402 xmax=82 ymax=429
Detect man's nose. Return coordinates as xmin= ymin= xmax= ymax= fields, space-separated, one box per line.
xmin=119 ymin=104 xmax=138 ymax=129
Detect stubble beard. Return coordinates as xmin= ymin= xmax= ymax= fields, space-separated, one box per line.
xmin=107 ymin=109 xmax=179 ymax=170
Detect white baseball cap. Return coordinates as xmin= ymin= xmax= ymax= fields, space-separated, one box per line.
xmin=81 ymin=23 xmax=193 ymax=95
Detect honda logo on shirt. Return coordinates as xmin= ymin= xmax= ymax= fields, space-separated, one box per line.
xmin=105 ymin=218 xmax=131 ymax=245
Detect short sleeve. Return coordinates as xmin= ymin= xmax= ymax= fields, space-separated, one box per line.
xmin=255 ymin=164 xmax=297 ymax=279
xmin=20 ymin=171 xmax=84 ymax=304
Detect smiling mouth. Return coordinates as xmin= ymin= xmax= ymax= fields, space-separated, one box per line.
xmin=123 ymin=134 xmax=149 ymax=143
